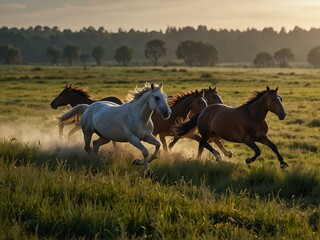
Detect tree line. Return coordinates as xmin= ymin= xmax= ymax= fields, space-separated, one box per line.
xmin=1 ymin=25 xmax=320 ymax=67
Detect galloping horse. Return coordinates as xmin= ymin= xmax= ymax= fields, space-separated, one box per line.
xmin=56 ymin=83 xmax=171 ymax=171
xmin=174 ymin=86 xmax=289 ymax=169
xmin=50 ymin=85 xmax=123 ymax=139
xmin=166 ymin=87 xmax=224 ymax=150
xmin=152 ymin=89 xmax=208 ymax=151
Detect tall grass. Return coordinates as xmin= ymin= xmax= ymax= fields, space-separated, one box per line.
xmin=0 ymin=66 xmax=319 ymax=239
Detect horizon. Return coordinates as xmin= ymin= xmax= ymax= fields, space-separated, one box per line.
xmin=0 ymin=0 xmax=319 ymax=32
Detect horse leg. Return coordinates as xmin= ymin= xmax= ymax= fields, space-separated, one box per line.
xmin=143 ymin=134 xmax=161 ymax=163
xmin=93 ymin=137 xmax=110 ymax=154
xmin=59 ymin=123 xmax=64 ymax=140
xmin=244 ymin=137 xmax=261 ymax=165
xmin=258 ymin=136 xmax=289 ymax=169
xmin=83 ymin=130 xmax=93 ymax=154
xmin=67 ymin=124 xmax=81 ymax=140
xmin=198 ymin=135 xmax=222 ymax=161
xmin=159 ymin=134 xmax=168 ymax=152
xmin=168 ymin=137 xmax=179 ymax=150
xmin=128 ymin=135 xmax=149 ymax=171
xmin=211 ymin=137 xmax=233 ymax=158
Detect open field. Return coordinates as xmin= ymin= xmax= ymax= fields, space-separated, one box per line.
xmin=0 ymin=65 xmax=319 ymax=239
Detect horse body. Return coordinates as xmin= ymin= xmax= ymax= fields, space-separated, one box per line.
xmin=57 ymin=83 xmax=171 ymax=171
xmin=50 ymin=85 xmax=123 ymax=139
xmin=151 ymin=89 xmax=209 ymax=151
xmin=175 ymin=86 xmax=288 ymax=169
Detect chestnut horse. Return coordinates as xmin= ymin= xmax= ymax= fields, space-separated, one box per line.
xmin=174 ymin=86 xmax=289 ymax=169
xmin=165 ymin=87 xmax=223 ymax=150
xmin=50 ymin=85 xmax=123 ymax=139
xmin=152 ymin=89 xmax=208 ymax=151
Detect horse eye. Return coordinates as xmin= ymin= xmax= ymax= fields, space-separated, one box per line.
xmin=154 ymin=96 xmax=160 ymax=101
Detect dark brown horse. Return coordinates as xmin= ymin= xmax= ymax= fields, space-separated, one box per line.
xmin=51 ymin=85 xmax=123 ymax=139
xmin=174 ymin=86 xmax=289 ymax=169
xmin=152 ymin=87 xmax=223 ymax=151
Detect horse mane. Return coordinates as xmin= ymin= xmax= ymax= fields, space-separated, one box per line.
xmin=126 ymin=83 xmax=159 ymax=102
xmin=67 ymin=85 xmax=93 ymax=101
xmin=243 ymin=90 xmax=267 ymax=106
xmin=167 ymin=90 xmax=199 ymax=107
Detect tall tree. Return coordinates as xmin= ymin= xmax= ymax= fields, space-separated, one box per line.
xmin=176 ymin=41 xmax=218 ymax=66
xmin=145 ymin=39 xmax=166 ymax=66
xmin=91 ymin=46 xmax=105 ymax=66
xmin=46 ymin=45 xmax=61 ymax=65
xmin=0 ymin=44 xmax=22 ymax=64
xmin=274 ymin=48 xmax=295 ymax=67
xmin=63 ymin=45 xmax=80 ymax=65
xmin=307 ymin=46 xmax=320 ymax=68
xmin=114 ymin=45 xmax=132 ymax=66
xmin=253 ymin=52 xmax=274 ymax=67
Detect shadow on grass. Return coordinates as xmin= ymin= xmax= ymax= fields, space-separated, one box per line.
xmin=1 ymin=137 xmax=319 ymax=206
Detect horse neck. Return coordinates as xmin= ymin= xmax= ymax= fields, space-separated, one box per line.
xmin=170 ymin=95 xmax=194 ymax=119
xmin=69 ymin=92 xmax=93 ymax=107
xmin=129 ymin=92 xmax=153 ymax=123
xmin=246 ymin=94 xmax=268 ymax=122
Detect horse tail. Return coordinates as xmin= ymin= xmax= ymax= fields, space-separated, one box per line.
xmin=174 ymin=112 xmax=200 ymax=137
xmin=54 ymin=104 xmax=89 ymax=125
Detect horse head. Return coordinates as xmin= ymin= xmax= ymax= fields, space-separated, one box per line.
xmin=50 ymin=85 xmax=72 ymax=109
xmin=189 ymin=89 xmax=208 ymax=116
xmin=149 ymin=82 xmax=171 ymax=119
xmin=266 ymin=86 xmax=286 ymax=120
xmin=204 ymin=86 xmax=223 ymax=105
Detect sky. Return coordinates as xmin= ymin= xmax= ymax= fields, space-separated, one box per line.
xmin=0 ymin=0 xmax=320 ymax=32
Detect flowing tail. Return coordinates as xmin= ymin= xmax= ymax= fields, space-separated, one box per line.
xmin=54 ymin=104 xmax=89 ymax=125
xmin=174 ymin=112 xmax=200 ymax=137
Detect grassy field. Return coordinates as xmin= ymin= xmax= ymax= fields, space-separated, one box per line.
xmin=0 ymin=65 xmax=319 ymax=239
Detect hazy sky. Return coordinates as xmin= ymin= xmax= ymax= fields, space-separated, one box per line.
xmin=0 ymin=0 xmax=319 ymax=32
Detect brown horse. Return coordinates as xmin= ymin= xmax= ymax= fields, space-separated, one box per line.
xmin=174 ymin=86 xmax=289 ymax=169
xmin=152 ymin=87 xmax=222 ymax=151
xmin=51 ymin=85 xmax=123 ymax=139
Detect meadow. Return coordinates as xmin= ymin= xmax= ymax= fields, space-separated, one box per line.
xmin=0 ymin=65 xmax=319 ymax=239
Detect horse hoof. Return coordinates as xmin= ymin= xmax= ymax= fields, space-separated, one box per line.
xmin=226 ymin=151 xmax=233 ymax=158
xmin=132 ymin=159 xmax=144 ymax=165
xmin=280 ymin=162 xmax=289 ymax=169
xmin=245 ymin=158 xmax=252 ymax=164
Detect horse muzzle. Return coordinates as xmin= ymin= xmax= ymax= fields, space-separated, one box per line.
xmin=278 ymin=112 xmax=286 ymax=120
xmin=50 ymin=102 xmax=58 ymax=109
xmin=161 ymin=110 xmax=171 ymax=120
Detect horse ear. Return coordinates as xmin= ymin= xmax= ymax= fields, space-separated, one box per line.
xmin=275 ymin=86 xmax=279 ymax=92
xmin=159 ymin=82 xmax=163 ymax=89
xmin=209 ymin=86 xmax=212 ymax=90
xmin=266 ymin=86 xmax=271 ymax=93
xmin=213 ymin=87 xmax=216 ymax=91
xmin=151 ymin=83 xmax=155 ymax=90
xmin=195 ymin=89 xmax=199 ymax=94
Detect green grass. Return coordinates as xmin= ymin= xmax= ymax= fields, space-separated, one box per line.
xmin=0 ymin=65 xmax=319 ymax=239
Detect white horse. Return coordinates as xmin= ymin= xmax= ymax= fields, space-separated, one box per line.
xmin=56 ymin=82 xmax=171 ymax=171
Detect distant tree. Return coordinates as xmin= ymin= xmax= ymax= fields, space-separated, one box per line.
xmin=63 ymin=45 xmax=80 ymax=65
xmin=114 ymin=45 xmax=132 ymax=66
xmin=274 ymin=48 xmax=295 ymax=67
xmin=197 ymin=42 xmax=218 ymax=66
xmin=307 ymin=46 xmax=320 ymax=68
xmin=253 ymin=52 xmax=274 ymax=67
xmin=91 ymin=46 xmax=105 ymax=66
xmin=0 ymin=44 xmax=22 ymax=64
xmin=176 ymin=40 xmax=218 ymax=66
xmin=80 ymin=53 xmax=90 ymax=68
xmin=46 ymin=45 xmax=61 ymax=65
xmin=176 ymin=40 xmax=197 ymax=66
xmin=145 ymin=39 xmax=166 ymax=66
